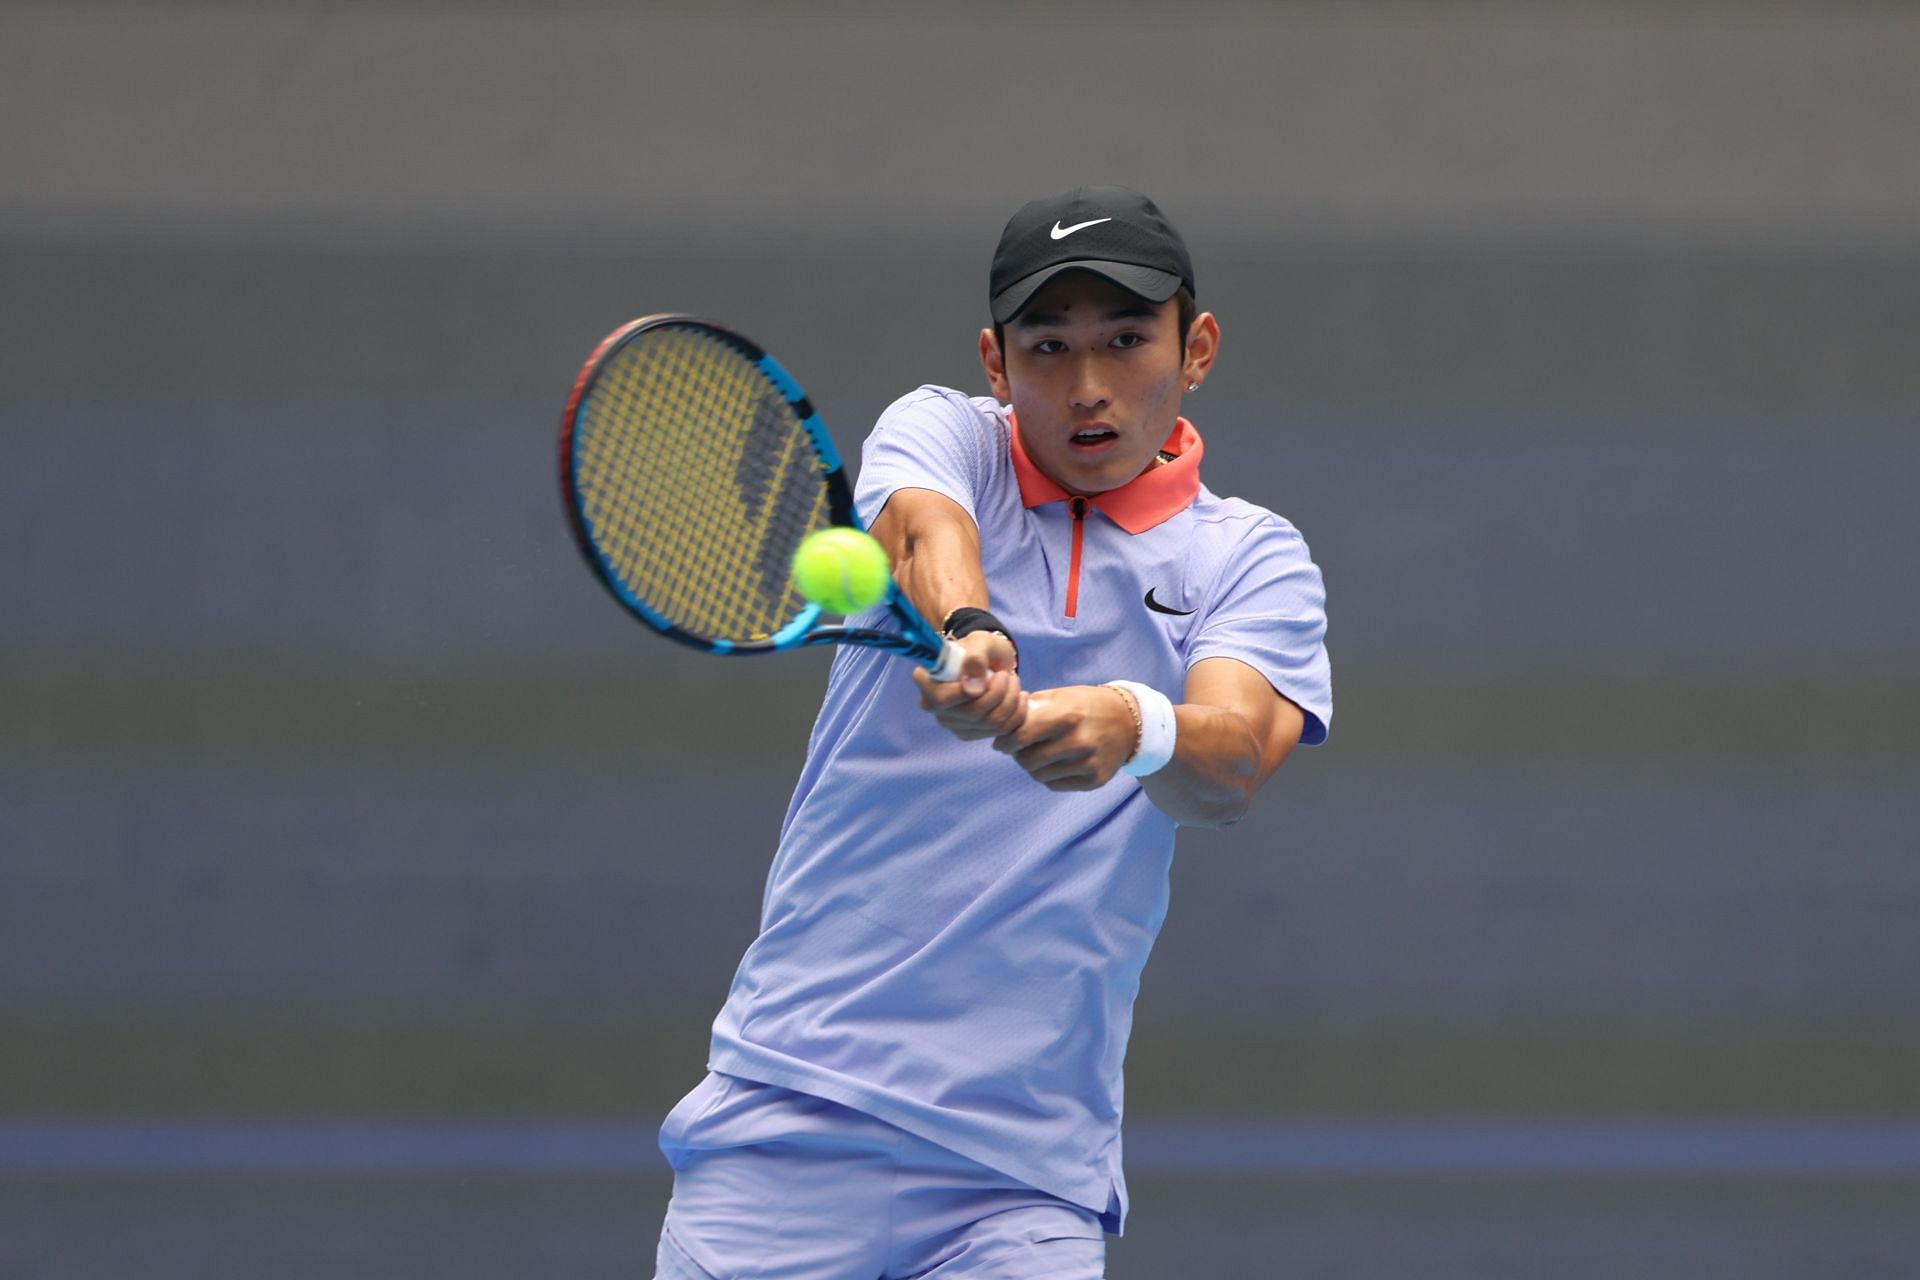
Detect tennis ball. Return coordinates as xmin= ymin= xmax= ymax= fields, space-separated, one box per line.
xmin=792 ymin=528 xmax=891 ymax=615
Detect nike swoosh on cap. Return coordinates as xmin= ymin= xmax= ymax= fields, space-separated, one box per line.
xmin=1143 ymin=588 xmax=1195 ymax=616
xmin=1050 ymin=217 xmax=1113 ymax=240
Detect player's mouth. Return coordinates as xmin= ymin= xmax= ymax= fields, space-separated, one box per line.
xmin=1068 ymin=424 xmax=1120 ymax=453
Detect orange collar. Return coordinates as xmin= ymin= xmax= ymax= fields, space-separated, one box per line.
xmin=1009 ymin=413 xmax=1204 ymax=534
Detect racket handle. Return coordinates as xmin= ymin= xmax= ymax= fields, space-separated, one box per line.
xmin=926 ymin=639 xmax=967 ymax=683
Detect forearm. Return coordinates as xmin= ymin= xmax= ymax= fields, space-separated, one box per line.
xmin=895 ymin=521 xmax=991 ymax=626
xmin=1136 ymin=702 xmax=1265 ymax=828
xmin=1113 ymin=660 xmax=1303 ymax=827
xmin=887 ymin=487 xmax=1025 ymax=736
xmin=870 ymin=489 xmax=994 ymax=627
xmin=998 ymin=675 xmax=1292 ymax=823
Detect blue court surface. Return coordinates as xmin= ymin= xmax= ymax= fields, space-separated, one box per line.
xmin=7 ymin=1118 xmax=1920 ymax=1177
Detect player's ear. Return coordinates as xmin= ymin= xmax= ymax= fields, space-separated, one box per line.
xmin=1181 ymin=311 xmax=1220 ymax=392
xmin=979 ymin=327 xmax=1011 ymax=402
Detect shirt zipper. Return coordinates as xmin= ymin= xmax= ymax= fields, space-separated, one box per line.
xmin=1065 ymin=497 xmax=1088 ymax=618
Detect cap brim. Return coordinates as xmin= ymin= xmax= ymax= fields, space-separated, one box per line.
xmin=990 ymin=261 xmax=1184 ymax=324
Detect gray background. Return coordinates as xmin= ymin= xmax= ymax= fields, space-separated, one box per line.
xmin=4 ymin=2 xmax=1918 ymax=1276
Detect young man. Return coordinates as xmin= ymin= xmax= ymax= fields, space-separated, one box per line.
xmin=654 ymin=187 xmax=1332 ymax=1280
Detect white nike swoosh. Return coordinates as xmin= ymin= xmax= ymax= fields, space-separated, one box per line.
xmin=1050 ymin=217 xmax=1112 ymax=240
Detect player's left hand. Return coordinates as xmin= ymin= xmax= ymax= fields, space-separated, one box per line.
xmin=991 ymin=685 xmax=1137 ymax=791
xmin=912 ymin=630 xmax=1026 ymax=741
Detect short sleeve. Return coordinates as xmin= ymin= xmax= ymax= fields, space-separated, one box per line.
xmin=853 ymin=388 xmax=997 ymax=527
xmin=1188 ymin=518 xmax=1333 ymax=746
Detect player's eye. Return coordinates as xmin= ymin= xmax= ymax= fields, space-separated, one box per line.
xmin=1110 ymin=331 xmax=1146 ymax=349
xmin=1032 ymin=338 xmax=1067 ymax=355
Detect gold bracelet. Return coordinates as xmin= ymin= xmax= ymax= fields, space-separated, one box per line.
xmin=1109 ymin=683 xmax=1143 ymax=763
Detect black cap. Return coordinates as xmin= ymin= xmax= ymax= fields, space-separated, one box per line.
xmin=989 ymin=186 xmax=1195 ymax=324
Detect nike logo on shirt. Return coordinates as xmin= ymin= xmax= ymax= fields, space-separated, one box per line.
xmin=1050 ymin=218 xmax=1112 ymax=240
xmin=1143 ymin=588 xmax=1195 ymax=616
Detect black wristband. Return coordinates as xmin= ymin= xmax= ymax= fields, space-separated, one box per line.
xmin=941 ymin=607 xmax=1019 ymax=668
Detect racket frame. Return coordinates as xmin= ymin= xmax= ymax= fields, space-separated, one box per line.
xmin=560 ymin=314 xmax=963 ymax=680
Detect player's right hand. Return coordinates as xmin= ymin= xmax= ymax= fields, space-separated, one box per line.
xmin=912 ymin=630 xmax=1026 ymax=741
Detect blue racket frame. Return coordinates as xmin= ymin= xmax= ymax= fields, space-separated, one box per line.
xmin=560 ymin=314 xmax=962 ymax=678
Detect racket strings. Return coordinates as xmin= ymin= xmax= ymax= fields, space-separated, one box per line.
xmin=571 ymin=325 xmax=831 ymax=641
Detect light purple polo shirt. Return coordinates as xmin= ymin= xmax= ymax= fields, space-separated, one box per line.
xmin=704 ymin=386 xmax=1332 ymax=1231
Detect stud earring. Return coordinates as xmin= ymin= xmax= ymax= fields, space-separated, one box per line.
xmin=1186 ymin=382 xmax=1199 ymax=392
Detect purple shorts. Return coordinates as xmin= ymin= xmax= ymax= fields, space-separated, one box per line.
xmin=655 ymin=1072 xmax=1106 ymax=1279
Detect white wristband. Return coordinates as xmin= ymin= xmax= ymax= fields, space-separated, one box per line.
xmin=1106 ymin=680 xmax=1177 ymax=778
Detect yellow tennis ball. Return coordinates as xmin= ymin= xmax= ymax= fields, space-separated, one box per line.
xmin=792 ymin=528 xmax=891 ymax=615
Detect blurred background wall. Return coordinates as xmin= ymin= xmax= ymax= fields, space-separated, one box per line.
xmin=3 ymin=2 xmax=1917 ymax=1276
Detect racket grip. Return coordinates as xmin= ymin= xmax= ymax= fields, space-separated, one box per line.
xmin=926 ymin=639 xmax=967 ymax=683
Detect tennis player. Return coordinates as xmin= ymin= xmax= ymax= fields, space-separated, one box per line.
xmin=653 ymin=186 xmax=1332 ymax=1279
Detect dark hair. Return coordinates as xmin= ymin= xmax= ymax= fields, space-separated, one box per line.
xmin=993 ymin=284 xmax=1198 ymax=361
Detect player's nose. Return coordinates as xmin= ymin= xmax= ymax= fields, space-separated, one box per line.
xmin=1065 ymin=354 xmax=1111 ymax=409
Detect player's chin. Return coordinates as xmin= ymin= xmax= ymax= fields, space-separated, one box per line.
xmin=1060 ymin=457 xmax=1133 ymax=494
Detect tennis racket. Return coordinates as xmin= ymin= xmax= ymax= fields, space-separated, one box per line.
xmin=559 ymin=314 xmax=964 ymax=680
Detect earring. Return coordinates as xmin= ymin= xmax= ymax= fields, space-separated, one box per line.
xmin=1186 ymin=382 xmax=1199 ymax=392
